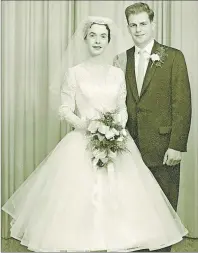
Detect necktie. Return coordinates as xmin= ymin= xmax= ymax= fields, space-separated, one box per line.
xmin=136 ymin=50 xmax=145 ymax=96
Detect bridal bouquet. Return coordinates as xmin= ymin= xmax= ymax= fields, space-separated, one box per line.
xmin=86 ymin=111 xmax=128 ymax=169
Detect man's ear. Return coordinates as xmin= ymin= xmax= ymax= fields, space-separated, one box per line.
xmin=127 ymin=25 xmax=131 ymax=35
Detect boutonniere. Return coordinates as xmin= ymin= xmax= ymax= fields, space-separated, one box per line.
xmin=150 ymin=46 xmax=168 ymax=67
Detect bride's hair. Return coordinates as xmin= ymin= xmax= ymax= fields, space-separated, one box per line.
xmin=49 ymin=16 xmax=130 ymax=114
xmin=83 ymin=22 xmax=111 ymax=43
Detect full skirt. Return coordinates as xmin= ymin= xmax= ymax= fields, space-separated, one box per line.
xmin=2 ymin=130 xmax=188 ymax=252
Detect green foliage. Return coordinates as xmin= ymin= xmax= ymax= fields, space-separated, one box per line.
xmin=86 ymin=111 xmax=128 ymax=169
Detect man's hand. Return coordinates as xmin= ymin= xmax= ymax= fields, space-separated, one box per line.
xmin=163 ymin=148 xmax=182 ymax=166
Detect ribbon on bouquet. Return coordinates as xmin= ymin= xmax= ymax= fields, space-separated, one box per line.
xmin=92 ymin=162 xmax=118 ymax=212
xmin=107 ymin=162 xmax=118 ymax=210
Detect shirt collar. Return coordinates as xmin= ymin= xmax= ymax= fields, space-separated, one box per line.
xmin=135 ymin=39 xmax=155 ymax=55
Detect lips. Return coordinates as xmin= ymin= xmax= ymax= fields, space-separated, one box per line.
xmin=136 ymin=34 xmax=145 ymax=38
xmin=93 ymin=46 xmax=102 ymax=49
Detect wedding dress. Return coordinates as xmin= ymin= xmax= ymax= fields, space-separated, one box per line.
xmin=2 ymin=63 xmax=187 ymax=252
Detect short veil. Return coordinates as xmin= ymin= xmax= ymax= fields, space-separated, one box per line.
xmin=49 ymin=16 xmax=131 ymax=114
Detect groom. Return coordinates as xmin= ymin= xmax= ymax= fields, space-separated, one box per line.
xmin=115 ymin=2 xmax=191 ymax=252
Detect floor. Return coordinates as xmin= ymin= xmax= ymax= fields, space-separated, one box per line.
xmin=1 ymin=237 xmax=198 ymax=252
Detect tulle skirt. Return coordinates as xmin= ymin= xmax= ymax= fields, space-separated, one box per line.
xmin=2 ymin=129 xmax=188 ymax=252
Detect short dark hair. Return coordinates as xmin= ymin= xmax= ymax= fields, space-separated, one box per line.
xmin=125 ymin=2 xmax=154 ymax=24
xmin=84 ymin=22 xmax=111 ymax=43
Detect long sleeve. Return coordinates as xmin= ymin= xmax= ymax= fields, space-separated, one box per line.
xmin=59 ymin=69 xmax=87 ymax=129
xmin=169 ymin=50 xmax=192 ymax=151
xmin=116 ymin=69 xmax=128 ymax=128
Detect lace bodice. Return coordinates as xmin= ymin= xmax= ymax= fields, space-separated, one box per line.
xmin=59 ymin=64 xmax=128 ymax=129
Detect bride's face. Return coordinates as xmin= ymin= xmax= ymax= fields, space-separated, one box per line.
xmin=85 ymin=24 xmax=110 ymax=56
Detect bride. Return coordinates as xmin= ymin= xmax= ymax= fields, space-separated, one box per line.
xmin=2 ymin=16 xmax=188 ymax=252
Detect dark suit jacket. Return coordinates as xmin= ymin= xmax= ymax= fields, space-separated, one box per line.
xmin=125 ymin=40 xmax=192 ymax=167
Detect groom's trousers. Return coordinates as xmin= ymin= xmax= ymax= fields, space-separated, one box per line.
xmin=149 ymin=164 xmax=180 ymax=211
xmin=134 ymin=135 xmax=181 ymax=210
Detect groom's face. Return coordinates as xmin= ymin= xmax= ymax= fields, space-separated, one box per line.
xmin=127 ymin=12 xmax=155 ymax=48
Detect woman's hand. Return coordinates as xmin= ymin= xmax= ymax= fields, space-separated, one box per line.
xmin=76 ymin=117 xmax=90 ymax=130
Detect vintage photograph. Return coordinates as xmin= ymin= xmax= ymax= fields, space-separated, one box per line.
xmin=1 ymin=1 xmax=198 ymax=252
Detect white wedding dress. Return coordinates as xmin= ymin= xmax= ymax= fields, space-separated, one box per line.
xmin=2 ymin=64 xmax=188 ymax=252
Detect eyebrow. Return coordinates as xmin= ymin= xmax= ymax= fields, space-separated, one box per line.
xmin=88 ymin=32 xmax=108 ymax=35
xmin=130 ymin=21 xmax=148 ymax=25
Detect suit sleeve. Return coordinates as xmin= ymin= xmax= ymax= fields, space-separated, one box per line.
xmin=169 ymin=50 xmax=192 ymax=151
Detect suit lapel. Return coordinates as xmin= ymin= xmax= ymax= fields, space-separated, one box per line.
xmin=140 ymin=40 xmax=160 ymax=97
xmin=126 ymin=47 xmax=139 ymax=103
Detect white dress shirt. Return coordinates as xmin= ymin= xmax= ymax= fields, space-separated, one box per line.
xmin=135 ymin=40 xmax=154 ymax=83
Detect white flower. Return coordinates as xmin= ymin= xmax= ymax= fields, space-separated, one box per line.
xmin=114 ymin=113 xmax=122 ymax=124
xmin=97 ymin=134 xmax=105 ymax=141
xmin=101 ymin=157 xmax=108 ymax=164
xmin=98 ymin=123 xmax=110 ymax=135
xmin=88 ymin=121 xmax=100 ymax=133
xmin=93 ymin=157 xmax=108 ymax=167
xmin=92 ymin=149 xmax=107 ymax=159
xmin=117 ymin=136 xmax=124 ymax=142
xmin=121 ymin=129 xmax=127 ymax=136
xmin=105 ymin=129 xmax=116 ymax=139
xmin=150 ymin=53 xmax=160 ymax=62
xmin=111 ymin=128 xmax=120 ymax=136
